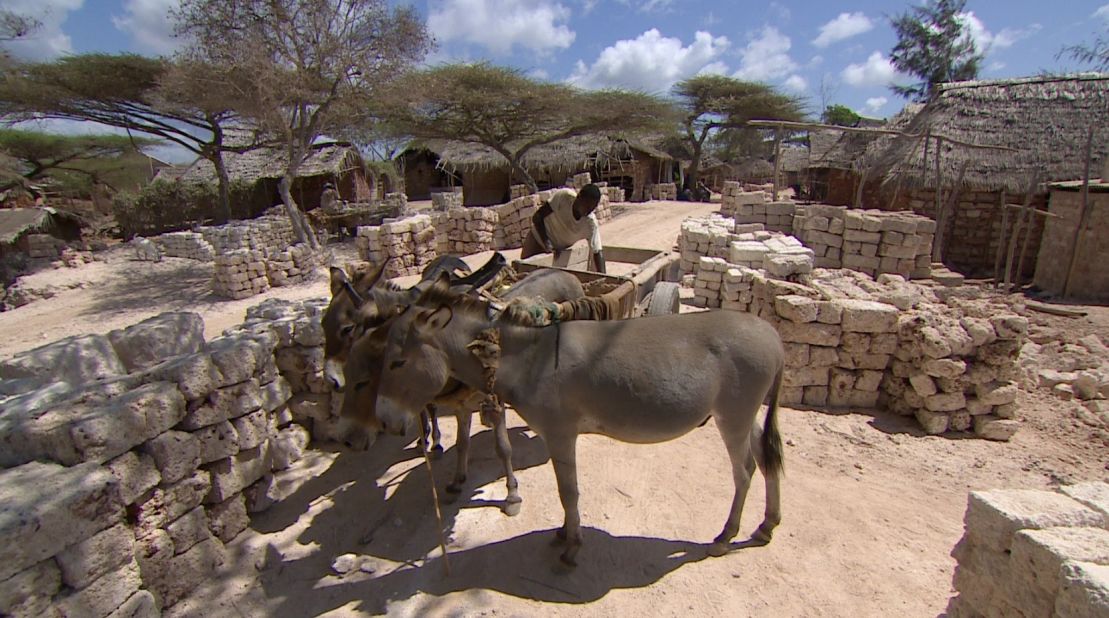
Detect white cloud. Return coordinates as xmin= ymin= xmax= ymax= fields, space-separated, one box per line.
xmin=639 ymin=0 xmax=674 ymax=11
xmin=1 ymin=0 xmax=84 ymax=60
xmin=842 ymin=51 xmax=898 ymax=87
xmin=112 ymin=0 xmax=183 ymax=56
xmin=567 ymin=29 xmax=730 ymax=93
xmin=864 ymin=96 xmax=887 ymax=113
xmin=958 ymin=12 xmax=1041 ymax=53
xmin=527 ymin=68 xmax=550 ymax=80
xmin=782 ymin=74 xmax=807 ymax=92
xmin=812 ymin=12 xmax=874 ymax=48
xmin=732 ymin=26 xmax=797 ymax=82
xmin=768 ymin=1 xmax=791 ymax=22
xmin=429 ymin=0 xmax=575 ymax=55
xmin=1096 ymin=4 xmax=1109 ymax=22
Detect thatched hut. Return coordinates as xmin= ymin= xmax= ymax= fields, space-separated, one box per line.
xmin=777 ymin=146 xmax=810 ymax=193
xmin=864 ymin=74 xmax=1109 ymax=277
xmin=400 ymin=134 xmax=673 ymax=205
xmin=179 ymin=142 xmax=373 ymax=216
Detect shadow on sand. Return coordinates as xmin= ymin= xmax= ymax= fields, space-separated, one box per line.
xmin=247 ymin=425 xmax=767 ymax=616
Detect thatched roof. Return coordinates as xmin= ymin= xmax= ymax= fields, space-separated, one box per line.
xmin=178 ymin=142 xmax=365 ymax=185
xmin=778 ymin=146 xmax=810 ymax=173
xmin=734 ymin=158 xmax=775 ymax=179
xmin=868 ymin=74 xmax=1109 ymax=193
xmin=808 ymin=105 xmax=921 ymax=172
xmin=0 ymin=207 xmax=83 ymax=245
xmin=409 ymin=134 xmax=671 ymax=173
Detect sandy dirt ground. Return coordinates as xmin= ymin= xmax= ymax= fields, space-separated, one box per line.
xmin=3 ymin=200 xmax=1107 ymax=617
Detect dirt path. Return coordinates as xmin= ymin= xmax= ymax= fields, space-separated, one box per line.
xmin=4 ymin=200 xmax=1106 ymax=617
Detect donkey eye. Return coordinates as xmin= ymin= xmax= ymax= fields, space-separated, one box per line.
xmin=354 ymin=381 xmax=369 ymax=392
xmin=340 ymin=325 xmax=355 ymax=336
xmin=389 ymin=360 xmax=406 ymax=370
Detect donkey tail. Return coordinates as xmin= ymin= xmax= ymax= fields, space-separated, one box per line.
xmin=761 ymin=363 xmax=785 ymax=477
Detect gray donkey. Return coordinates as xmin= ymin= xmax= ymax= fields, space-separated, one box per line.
xmin=358 ymin=274 xmax=785 ymax=566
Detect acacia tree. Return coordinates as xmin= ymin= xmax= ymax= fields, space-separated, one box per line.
xmin=173 ymin=0 xmax=432 ymax=248
xmin=0 ymin=54 xmax=263 ymax=220
xmin=378 ymin=63 xmax=676 ymax=193
xmin=822 ymin=104 xmax=861 ymax=127
xmin=673 ymin=75 xmax=806 ymax=191
xmin=0 ymin=129 xmax=158 ymax=192
xmin=1059 ymin=23 xmax=1109 ymax=71
xmin=889 ymin=0 xmax=982 ymax=100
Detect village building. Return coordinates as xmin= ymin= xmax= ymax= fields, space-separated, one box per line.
xmin=177 ymin=141 xmax=375 ymax=217
xmin=399 ymin=134 xmax=674 ymax=206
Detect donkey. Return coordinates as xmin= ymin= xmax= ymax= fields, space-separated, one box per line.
xmin=331 ymin=260 xmax=586 ymax=515
xmin=364 ymin=274 xmax=785 ymax=566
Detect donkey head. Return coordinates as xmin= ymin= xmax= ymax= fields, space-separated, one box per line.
xmin=322 ymin=260 xmax=389 ymax=390
xmin=372 ymin=274 xmax=457 ymax=436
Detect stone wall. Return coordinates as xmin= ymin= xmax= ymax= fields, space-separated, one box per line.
xmin=905 ymin=189 xmax=1048 ymax=279
xmin=197 ymin=215 xmax=297 ymax=255
xmin=1033 ymin=187 xmax=1109 ymax=301
xmin=493 ymin=195 xmax=540 ymax=250
xmin=0 ymin=311 xmax=309 ymax=616
xmin=431 ymin=190 xmax=464 ymax=211
xmin=355 ymin=215 xmax=439 ymax=278
xmin=946 ymin=482 xmax=1109 ymax=618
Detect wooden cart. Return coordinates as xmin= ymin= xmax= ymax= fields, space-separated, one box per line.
xmin=512 ymin=246 xmax=682 ymax=318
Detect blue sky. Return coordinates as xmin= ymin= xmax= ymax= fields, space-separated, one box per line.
xmin=5 ymin=0 xmax=1109 ymax=161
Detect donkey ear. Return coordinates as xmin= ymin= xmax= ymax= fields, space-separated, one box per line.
xmin=330 ymin=266 xmax=350 ymax=296
xmin=416 ymin=304 xmax=453 ymax=331
xmin=357 ymin=259 xmax=390 ymax=292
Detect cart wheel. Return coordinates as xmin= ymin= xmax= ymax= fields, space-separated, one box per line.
xmin=646 ymin=282 xmax=681 ymax=315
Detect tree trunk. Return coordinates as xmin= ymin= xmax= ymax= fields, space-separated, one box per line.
xmin=213 ymin=154 xmax=233 ymax=223
xmin=687 ymin=144 xmax=703 ymax=192
xmin=278 ymin=173 xmax=319 ymax=250
xmin=509 ymin=153 xmax=538 ymax=194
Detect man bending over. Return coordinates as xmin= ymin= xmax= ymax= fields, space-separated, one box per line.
xmin=520 ymin=183 xmax=606 ymax=274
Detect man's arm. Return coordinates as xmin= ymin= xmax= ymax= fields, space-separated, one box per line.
xmin=587 ymin=213 xmax=605 ymax=273
xmin=531 ymin=204 xmax=555 ymax=252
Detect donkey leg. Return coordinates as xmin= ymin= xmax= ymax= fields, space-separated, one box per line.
xmin=709 ymin=415 xmax=756 ymax=557
xmin=490 ymin=405 xmax=522 ymax=516
xmin=545 ymin=433 xmax=582 ymax=567
xmin=445 ymin=408 xmax=473 ymax=496
xmin=428 ymin=405 xmax=444 ymax=459
xmin=746 ymin=423 xmax=782 ymax=544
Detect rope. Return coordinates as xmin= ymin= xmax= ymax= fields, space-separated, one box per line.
xmin=466 ymin=328 xmax=505 ymax=427
xmin=420 ymin=421 xmax=452 ymax=577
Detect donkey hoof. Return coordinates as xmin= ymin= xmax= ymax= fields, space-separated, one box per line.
xmin=707 ymin=541 xmax=731 ymax=557
xmin=503 ymin=500 xmax=522 ymax=517
xmin=752 ymin=524 xmax=775 ymax=545
xmin=549 ymin=528 xmax=567 ymax=546
xmin=430 ymin=445 xmax=444 ymax=460
xmin=554 ymin=553 xmax=578 ymax=571
xmin=445 ymin=482 xmax=464 ymax=495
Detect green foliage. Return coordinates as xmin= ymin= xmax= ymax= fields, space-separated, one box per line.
xmin=379 ymin=62 xmax=676 ymax=190
xmin=889 ymin=0 xmax=982 ymax=100
xmin=672 ymin=75 xmax=806 ymax=180
xmin=0 ymin=129 xmax=158 ymax=192
xmin=112 ymin=178 xmax=259 ymax=238
xmin=821 ymin=104 xmax=862 ymax=127
xmin=1058 ymin=23 xmax=1109 ymax=71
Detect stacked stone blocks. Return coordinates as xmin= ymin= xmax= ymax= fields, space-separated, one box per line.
xmin=947 ymin=483 xmax=1109 ymax=618
xmin=355 ymin=214 xmax=438 ymax=278
xmin=0 ymin=311 xmax=307 ymax=616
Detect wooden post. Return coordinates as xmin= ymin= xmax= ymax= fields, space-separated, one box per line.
xmin=1063 ymin=127 xmax=1096 ymax=298
xmin=771 ymin=126 xmax=782 ymax=201
xmin=930 ymin=136 xmax=946 ymax=262
xmin=931 ymin=158 xmax=967 ymax=262
xmin=1015 ymin=188 xmax=1040 ymax=289
xmin=992 ymin=191 xmax=1008 ymax=287
xmin=854 ymin=166 xmax=869 ymax=209
xmin=1003 ymin=174 xmax=1039 ymax=291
